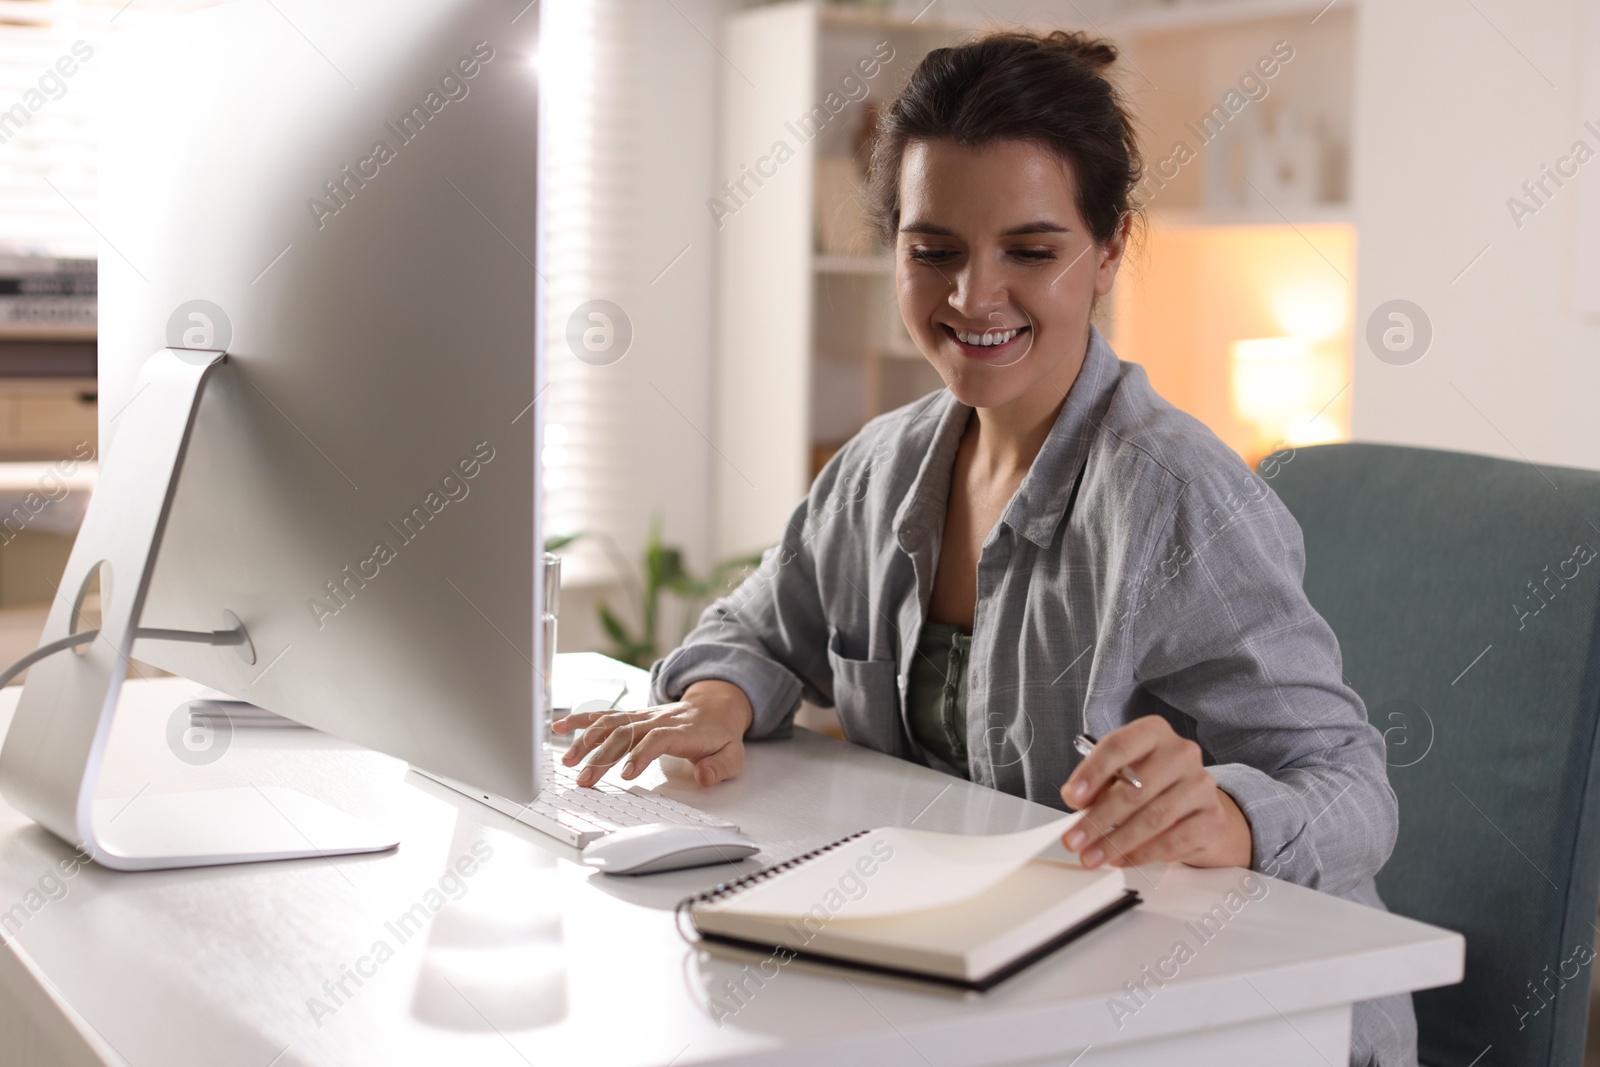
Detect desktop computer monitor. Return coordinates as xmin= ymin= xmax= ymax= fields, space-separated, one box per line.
xmin=0 ymin=0 xmax=544 ymax=868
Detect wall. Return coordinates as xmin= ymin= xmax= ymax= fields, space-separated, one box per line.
xmin=1351 ymin=0 xmax=1600 ymax=471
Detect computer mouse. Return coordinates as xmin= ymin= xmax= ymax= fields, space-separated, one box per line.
xmin=580 ymin=824 xmax=760 ymax=875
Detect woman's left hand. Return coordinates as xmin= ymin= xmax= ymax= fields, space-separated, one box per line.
xmin=1059 ymin=716 xmax=1253 ymax=870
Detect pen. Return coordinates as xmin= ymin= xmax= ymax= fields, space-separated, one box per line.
xmin=1072 ymin=733 xmax=1143 ymax=791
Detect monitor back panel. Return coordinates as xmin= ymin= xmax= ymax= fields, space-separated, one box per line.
xmin=99 ymin=0 xmax=542 ymax=800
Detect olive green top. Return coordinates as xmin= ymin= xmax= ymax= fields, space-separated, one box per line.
xmin=905 ymin=620 xmax=972 ymax=778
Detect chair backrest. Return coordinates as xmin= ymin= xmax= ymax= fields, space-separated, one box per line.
xmin=1268 ymin=442 xmax=1600 ymax=1067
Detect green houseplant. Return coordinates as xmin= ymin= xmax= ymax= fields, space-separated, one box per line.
xmin=545 ymin=518 xmax=765 ymax=669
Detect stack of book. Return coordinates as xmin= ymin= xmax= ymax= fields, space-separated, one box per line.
xmin=0 ymin=255 xmax=95 ymax=338
xmin=188 ymin=691 xmax=305 ymax=730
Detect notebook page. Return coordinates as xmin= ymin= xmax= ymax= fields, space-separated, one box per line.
xmin=705 ymin=813 xmax=1083 ymax=920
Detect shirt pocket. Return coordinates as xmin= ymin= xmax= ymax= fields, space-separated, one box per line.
xmin=825 ymin=626 xmax=904 ymax=755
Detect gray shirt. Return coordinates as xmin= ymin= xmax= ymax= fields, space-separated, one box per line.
xmin=650 ymin=325 xmax=1416 ymax=1066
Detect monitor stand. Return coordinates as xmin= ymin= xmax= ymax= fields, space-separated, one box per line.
xmin=0 ymin=348 xmax=398 ymax=870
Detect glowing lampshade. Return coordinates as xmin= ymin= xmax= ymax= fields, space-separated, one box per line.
xmin=1230 ymin=337 xmax=1315 ymax=440
xmin=1270 ymin=280 xmax=1347 ymax=343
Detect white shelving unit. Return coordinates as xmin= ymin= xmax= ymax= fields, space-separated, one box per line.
xmin=1108 ymin=0 xmax=1357 ymax=225
xmin=1107 ymin=0 xmax=1349 ymax=34
xmin=1096 ymin=0 xmax=1360 ymax=463
xmin=1153 ymin=204 xmax=1353 ymax=229
xmin=711 ymin=1 xmax=969 ymax=557
xmin=812 ymin=252 xmax=893 ymax=274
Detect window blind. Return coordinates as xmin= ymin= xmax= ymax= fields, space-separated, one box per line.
xmin=0 ymin=0 xmax=217 ymax=257
xmin=539 ymin=0 xmax=717 ymax=587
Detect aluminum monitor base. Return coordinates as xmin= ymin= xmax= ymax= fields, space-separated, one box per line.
xmin=0 ymin=349 xmax=397 ymax=871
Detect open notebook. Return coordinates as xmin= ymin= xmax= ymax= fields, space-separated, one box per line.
xmin=677 ymin=813 xmax=1139 ymax=990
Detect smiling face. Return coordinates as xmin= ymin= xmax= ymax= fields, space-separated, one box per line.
xmin=895 ymin=137 xmax=1126 ymax=413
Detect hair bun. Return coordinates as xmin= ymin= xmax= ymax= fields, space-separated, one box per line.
xmin=862 ymin=25 xmax=1143 ymax=252
xmin=1043 ymin=29 xmax=1117 ymax=73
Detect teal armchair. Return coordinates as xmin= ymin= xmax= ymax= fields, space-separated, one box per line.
xmin=1269 ymin=442 xmax=1600 ymax=1067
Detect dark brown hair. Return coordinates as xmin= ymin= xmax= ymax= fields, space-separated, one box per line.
xmin=864 ymin=29 xmax=1142 ymax=251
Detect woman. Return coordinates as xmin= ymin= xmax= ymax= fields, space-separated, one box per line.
xmin=554 ymin=29 xmax=1413 ymax=1067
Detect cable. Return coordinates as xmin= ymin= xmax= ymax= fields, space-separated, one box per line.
xmin=0 ymin=625 xmax=250 ymax=689
xmin=135 ymin=627 xmax=247 ymax=646
xmin=0 ymin=631 xmax=97 ymax=691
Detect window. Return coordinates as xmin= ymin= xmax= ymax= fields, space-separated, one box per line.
xmin=0 ymin=0 xmax=217 ymax=257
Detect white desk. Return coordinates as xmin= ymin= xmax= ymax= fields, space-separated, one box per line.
xmin=0 ymin=657 xmax=1462 ymax=1066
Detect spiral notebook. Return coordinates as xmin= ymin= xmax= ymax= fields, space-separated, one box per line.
xmin=676 ymin=814 xmax=1140 ymax=991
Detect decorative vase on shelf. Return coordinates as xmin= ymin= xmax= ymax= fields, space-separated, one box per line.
xmin=1202 ymin=104 xmax=1255 ymax=210
xmin=1244 ymin=106 xmax=1323 ymax=209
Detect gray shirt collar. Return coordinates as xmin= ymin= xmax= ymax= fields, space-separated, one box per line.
xmin=892 ymin=324 xmax=1122 ymax=553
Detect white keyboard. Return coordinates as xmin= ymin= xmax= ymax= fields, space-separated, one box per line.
xmin=415 ymin=755 xmax=738 ymax=849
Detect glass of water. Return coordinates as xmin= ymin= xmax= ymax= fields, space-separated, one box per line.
xmin=541 ymin=552 xmax=560 ymax=739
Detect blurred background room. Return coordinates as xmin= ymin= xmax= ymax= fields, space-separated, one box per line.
xmin=2 ymin=0 xmax=1597 ymax=1042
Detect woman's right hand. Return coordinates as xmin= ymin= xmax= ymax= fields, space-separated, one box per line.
xmin=551 ymin=678 xmax=755 ymax=789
